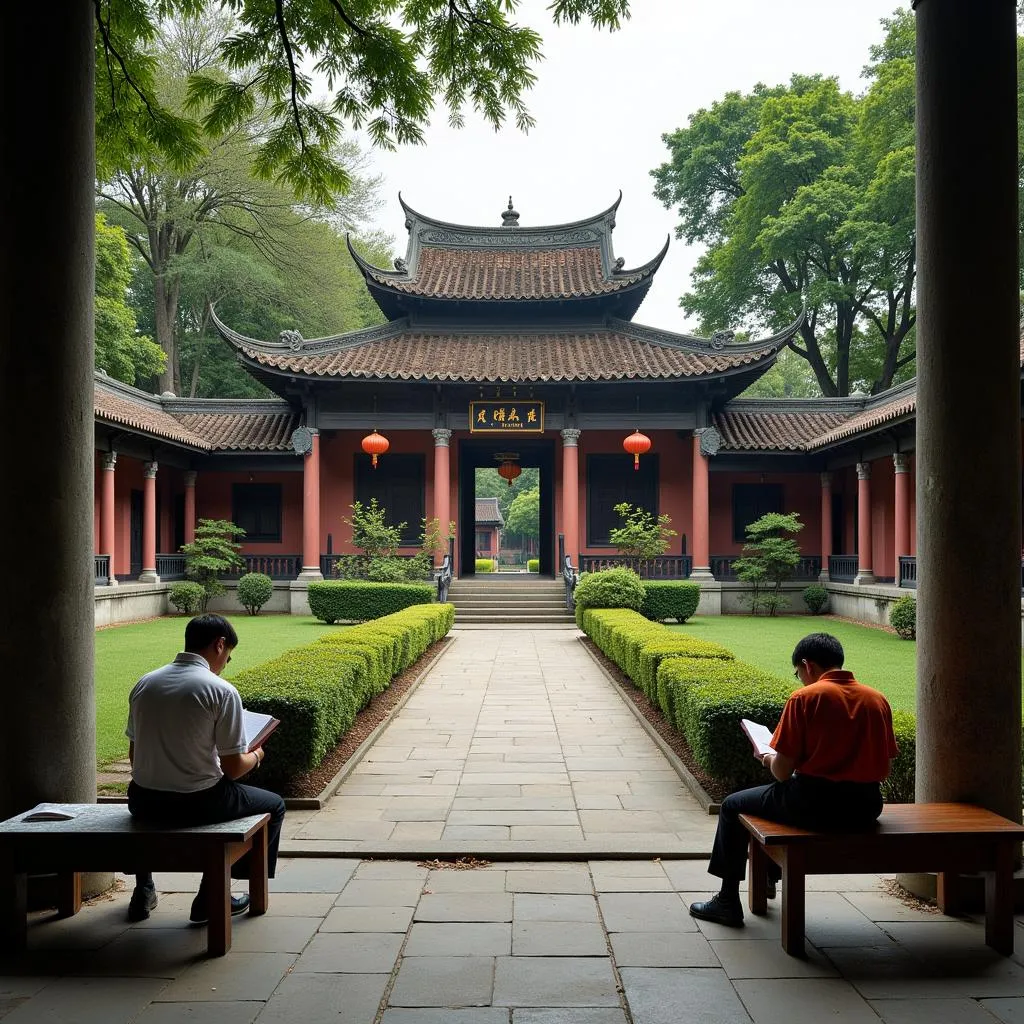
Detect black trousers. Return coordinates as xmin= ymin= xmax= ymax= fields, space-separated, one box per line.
xmin=709 ymin=774 xmax=883 ymax=882
xmin=128 ymin=777 xmax=286 ymax=883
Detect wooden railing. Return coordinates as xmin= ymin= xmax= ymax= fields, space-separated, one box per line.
xmin=899 ymin=556 xmax=917 ymax=589
xmin=828 ymin=555 xmax=859 ymax=583
xmin=155 ymin=553 xmax=187 ymax=580
xmin=578 ymin=554 xmax=693 ymax=578
xmin=227 ymin=554 xmax=301 ymax=579
xmin=94 ymin=555 xmax=110 ymax=587
xmin=710 ymin=555 xmax=822 ymax=581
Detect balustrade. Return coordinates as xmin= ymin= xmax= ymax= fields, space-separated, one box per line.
xmin=899 ymin=556 xmax=918 ymax=589
xmin=227 ymin=554 xmax=301 ymax=579
xmin=94 ymin=554 xmax=110 ymax=587
xmin=577 ymin=554 xmax=692 ymax=578
xmin=710 ymin=555 xmax=821 ymax=581
xmin=828 ymin=555 xmax=859 ymax=583
xmin=155 ymin=553 xmax=186 ymax=580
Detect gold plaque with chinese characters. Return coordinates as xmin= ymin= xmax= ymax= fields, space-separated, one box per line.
xmin=469 ymin=401 xmax=545 ymax=433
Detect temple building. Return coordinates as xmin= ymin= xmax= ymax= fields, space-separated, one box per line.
xmin=92 ymin=195 xmax=940 ymax=623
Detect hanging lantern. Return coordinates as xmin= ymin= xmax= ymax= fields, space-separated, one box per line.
xmin=498 ymin=459 xmax=522 ymax=488
xmin=623 ymin=429 xmax=651 ymax=471
xmin=361 ymin=429 xmax=390 ymax=469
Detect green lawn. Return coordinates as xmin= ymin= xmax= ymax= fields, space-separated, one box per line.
xmin=95 ymin=614 xmax=344 ymax=766
xmin=670 ymin=616 xmax=919 ymax=714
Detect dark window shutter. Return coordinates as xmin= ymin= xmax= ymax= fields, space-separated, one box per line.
xmin=586 ymin=454 xmax=659 ymax=547
xmin=232 ymin=483 xmax=283 ymax=543
xmin=354 ymin=454 xmax=425 ymax=547
xmin=732 ymin=483 xmax=784 ymax=543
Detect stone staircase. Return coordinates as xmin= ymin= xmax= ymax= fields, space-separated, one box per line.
xmin=447 ymin=577 xmax=576 ymax=625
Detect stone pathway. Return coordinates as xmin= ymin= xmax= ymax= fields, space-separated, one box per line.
xmin=284 ymin=628 xmax=716 ymax=856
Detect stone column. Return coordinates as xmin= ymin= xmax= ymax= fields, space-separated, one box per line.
xmin=915 ymin=0 xmax=1021 ymax=820
xmin=299 ymin=430 xmax=323 ymax=580
xmin=818 ymin=472 xmax=832 ymax=582
xmin=139 ymin=462 xmax=160 ymax=583
xmin=690 ymin=433 xmax=713 ymax=580
xmin=893 ymin=454 xmax=910 ymax=584
xmin=101 ymin=452 xmax=118 ymax=586
xmin=1 ymin=0 xmax=97 ymax=822
xmin=432 ymin=429 xmax=452 ymax=563
xmin=854 ymin=462 xmax=874 ymax=585
xmin=184 ymin=470 xmax=197 ymax=546
xmin=561 ymin=429 xmax=581 ymax=568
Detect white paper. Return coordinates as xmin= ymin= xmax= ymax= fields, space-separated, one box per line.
xmin=740 ymin=719 xmax=777 ymax=758
xmin=22 ymin=803 xmax=77 ymax=822
xmin=243 ymin=710 xmax=277 ymax=752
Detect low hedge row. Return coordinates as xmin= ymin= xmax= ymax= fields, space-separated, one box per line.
xmin=640 ymin=581 xmax=701 ymax=623
xmin=308 ymin=580 xmax=434 ymax=623
xmin=232 ymin=604 xmax=455 ymax=786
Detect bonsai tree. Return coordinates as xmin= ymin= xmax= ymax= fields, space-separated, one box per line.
xmin=181 ymin=518 xmax=245 ymax=610
xmin=732 ymin=512 xmax=804 ymax=616
xmin=609 ymin=502 xmax=677 ymax=574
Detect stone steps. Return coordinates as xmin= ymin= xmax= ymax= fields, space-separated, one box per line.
xmin=448 ymin=580 xmax=575 ymax=624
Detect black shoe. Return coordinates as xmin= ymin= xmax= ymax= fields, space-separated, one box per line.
xmin=127 ymin=884 xmax=158 ymax=922
xmin=766 ymin=879 xmax=777 ymax=900
xmin=689 ymin=893 xmax=744 ymax=927
xmin=189 ymin=892 xmax=251 ymax=924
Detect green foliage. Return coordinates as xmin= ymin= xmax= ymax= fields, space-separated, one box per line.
xmin=505 ymin=488 xmax=540 ymax=542
xmin=608 ymin=502 xmax=677 ymax=562
xmin=367 ymin=557 xmax=413 ymax=583
xmin=527 ymin=559 xmax=539 ymax=573
xmin=181 ymin=519 xmax=245 ymax=607
xmin=236 ymin=572 xmax=273 ymax=615
xmin=889 ymin=594 xmax=916 ymax=639
xmin=802 ymin=584 xmax=829 ymax=614
xmin=475 ymin=558 xmax=495 ymax=573
xmin=572 ymin=568 xmax=646 ymax=627
xmin=94 ymin=213 xmax=165 ymax=385
xmin=307 ymin=581 xmax=434 ymax=624
xmin=733 ymin=513 xmax=804 ymax=616
xmin=641 ymin=581 xmax=701 ymax=623
xmin=168 ymin=580 xmax=205 ymax=615
xmin=882 ymin=710 xmax=917 ymax=803
xmin=344 ymin=498 xmax=405 ymax=558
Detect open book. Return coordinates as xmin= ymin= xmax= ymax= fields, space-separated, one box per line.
xmin=740 ymin=719 xmax=777 ymax=759
xmin=22 ymin=803 xmax=77 ymax=822
xmin=243 ymin=710 xmax=280 ymax=753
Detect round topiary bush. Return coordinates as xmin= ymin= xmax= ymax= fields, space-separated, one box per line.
xmin=169 ymin=580 xmax=205 ymax=615
xmin=527 ymin=559 xmax=539 ymax=573
xmin=802 ymin=584 xmax=828 ymax=615
xmin=237 ymin=572 xmax=273 ymax=615
xmin=889 ymin=594 xmax=916 ymax=639
xmin=573 ymin=568 xmax=646 ymax=624
xmin=640 ymin=581 xmax=701 ymax=623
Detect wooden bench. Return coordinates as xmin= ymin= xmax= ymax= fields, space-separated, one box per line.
xmin=740 ymin=802 xmax=1024 ymax=958
xmin=0 ymin=804 xmax=270 ymax=957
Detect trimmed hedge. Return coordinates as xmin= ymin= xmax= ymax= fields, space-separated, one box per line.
xmin=527 ymin=559 xmax=539 ymax=573
xmin=475 ymin=558 xmax=495 ymax=573
xmin=307 ymin=580 xmax=434 ymax=623
xmin=573 ymin=568 xmax=645 ymax=628
xmin=232 ymin=603 xmax=455 ymax=786
xmin=641 ymin=581 xmax=701 ymax=623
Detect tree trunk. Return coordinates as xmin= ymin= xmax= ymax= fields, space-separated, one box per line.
xmin=154 ymin=275 xmax=182 ymax=394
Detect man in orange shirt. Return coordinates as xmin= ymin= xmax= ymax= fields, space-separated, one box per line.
xmin=689 ymin=632 xmax=899 ymax=927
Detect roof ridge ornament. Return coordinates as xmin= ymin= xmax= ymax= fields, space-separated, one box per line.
xmin=501 ymin=196 xmax=520 ymax=228
xmin=710 ymin=329 xmax=735 ymax=350
xmin=279 ymin=329 xmax=305 ymax=351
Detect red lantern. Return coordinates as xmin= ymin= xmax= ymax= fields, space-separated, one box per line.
xmin=361 ymin=429 xmax=390 ymax=468
xmin=498 ymin=459 xmax=522 ymax=488
xmin=623 ymin=429 xmax=651 ymax=471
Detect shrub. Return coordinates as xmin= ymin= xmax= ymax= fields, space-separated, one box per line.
xmin=475 ymin=558 xmax=495 ymax=573
xmin=573 ymin=568 xmax=645 ymax=627
xmin=882 ymin=710 xmax=917 ymax=803
xmin=527 ymin=559 xmax=539 ymax=573
xmin=609 ymin=502 xmax=677 ymax=561
xmin=181 ymin=518 xmax=245 ymax=609
xmin=890 ymin=594 xmax=916 ymax=639
xmin=237 ymin=572 xmax=273 ymax=615
xmin=169 ymin=581 xmax=205 ymax=615
xmin=307 ymin=581 xmax=434 ymax=624
xmin=641 ymin=581 xmax=701 ymax=623
xmin=802 ymin=584 xmax=828 ymax=615
xmin=367 ymin=557 xmax=412 ymax=583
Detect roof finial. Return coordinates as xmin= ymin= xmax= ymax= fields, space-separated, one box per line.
xmin=501 ymin=196 xmax=520 ymax=228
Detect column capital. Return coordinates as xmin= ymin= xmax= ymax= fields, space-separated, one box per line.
xmin=560 ymin=428 xmax=582 ymax=447
xmin=431 ymin=428 xmax=453 ymax=447
xmin=893 ymin=452 xmax=909 ymax=473
xmin=184 ymin=470 xmax=197 ymax=486
xmin=820 ymin=471 xmax=832 ymax=488
xmin=856 ymin=461 xmax=871 ymax=481
xmin=143 ymin=461 xmax=158 ymax=479
xmin=102 ymin=451 xmax=117 ymax=472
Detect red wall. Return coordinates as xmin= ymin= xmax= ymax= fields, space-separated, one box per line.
xmin=198 ymin=470 xmax=303 ymax=555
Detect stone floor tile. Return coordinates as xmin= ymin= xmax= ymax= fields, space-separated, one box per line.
xmin=675 ymin=894 xmax=780 ymax=943
xmin=513 ymin=894 xmax=600 ymax=923
xmin=871 ymin=997 xmax=1002 ymax=1023
xmin=136 ymin=1001 xmax=261 ymax=1023
xmin=804 ymin=892 xmax=892 ymax=948
xmin=493 ymin=957 xmax=620 ymax=1007
xmin=510 ymin=826 xmax=586 ymax=842
xmin=382 ymin=1010 xmax=509 ymax=1023
xmin=659 ymin=860 xmax=723 ymax=891
xmin=352 ymin=861 xmax=431 ymax=881
xmin=321 ymin=905 xmax=415 ymax=932
xmin=589 ymin=875 xmax=673 ymax=893
xmin=589 ymin=860 xmax=668 ymax=879
xmin=404 ymin=922 xmax=512 ymax=956
xmin=388 ymin=956 xmax=495 ymax=1006
xmin=455 ymin=784 xmax=524 ymax=797
xmin=256 ymin=892 xmax=336 ymax=917
xmin=335 ymin=880 xmax=425 ymax=906
xmin=512 ymin=1010 xmax=628 ymax=1023
xmin=424 ymin=870 xmax=508 ymax=893
xmin=255 ymin=972 xmax=390 ymax=1024
xmin=441 ymin=825 xmax=511 ymax=841
xmin=512 ymin=921 xmax=608 ymax=956
xmin=982 ymin=998 xmax=1024 ymax=1022
xmin=843 ymin=889 xmax=949 ymax=923
xmin=505 ymin=870 xmax=594 ymax=894
xmin=805 ymin=874 xmax=889 ymax=892
xmin=0 ymin=978 xmax=47 ymax=999
xmin=598 ymin=892 xmax=693 ymax=932
xmin=21 ymin=904 xmax=132 ymax=951
xmin=389 ymin=822 xmax=448 ymax=841
xmin=0 ymin=977 xmax=169 ymax=1024
xmin=293 ymin=932 xmax=404 ymax=974
xmin=227 ymin=914 xmax=320 ymax=953
xmin=734 ymin=978 xmax=880 ymax=1024
xmin=451 ymin=797 xmax=576 ymax=811
xmin=618 ymin=967 xmax=751 ymax=1024
xmin=66 ymin=926 xmax=209 ymax=978
xmin=415 ymin=893 xmax=513 ymax=922
xmin=447 ymin=811 xmax=580 ymax=826
xmin=609 ymin=930 xmax=719 ymax=968
xmin=575 ymin=795 xmax=623 ymax=810
xmin=295 ymin=819 xmax=396 ymax=841
xmin=158 ymin=952 xmax=296 ymax=1002
xmin=710 ymin=939 xmax=837 ymax=979
xmin=271 ymin=859 xmax=359 ymax=892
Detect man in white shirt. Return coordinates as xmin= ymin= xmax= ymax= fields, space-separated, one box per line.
xmin=125 ymin=614 xmax=285 ymax=923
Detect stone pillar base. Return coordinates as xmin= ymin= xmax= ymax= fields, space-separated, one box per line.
xmin=898 ymin=870 xmax=1024 ymax=913
xmin=689 ymin=568 xmax=716 ymax=582
xmin=818 ymin=572 xmax=830 ymax=584
xmin=853 ymin=572 xmax=876 ymax=586
xmin=694 ymin=580 xmax=722 ymax=616
xmin=137 ymin=570 xmax=160 ymax=584
xmin=289 ymin=579 xmax=313 ymax=615
xmin=296 ymin=568 xmax=324 ymax=582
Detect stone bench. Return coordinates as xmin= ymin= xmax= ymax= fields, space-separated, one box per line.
xmin=0 ymin=804 xmax=270 ymax=957
xmin=740 ymin=801 xmax=1024 ymax=958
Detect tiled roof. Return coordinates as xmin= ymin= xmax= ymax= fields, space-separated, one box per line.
xmin=94 ymin=386 xmax=211 ymax=449
xmin=238 ymin=330 xmax=780 ymax=383
xmin=714 ymin=409 xmax=852 ymax=451
xmin=809 ymin=393 xmax=917 ymax=448
xmin=172 ymin=411 xmax=298 ymax=451
xmin=475 ymin=498 xmax=504 ymax=525
xmin=368 ymin=247 xmax=651 ymax=301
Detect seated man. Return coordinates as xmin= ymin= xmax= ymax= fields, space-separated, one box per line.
xmin=689 ymin=632 xmax=898 ymax=927
xmin=124 ymin=613 xmax=286 ymax=923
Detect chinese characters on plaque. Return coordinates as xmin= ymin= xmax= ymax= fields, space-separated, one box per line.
xmin=469 ymin=401 xmax=545 ymax=433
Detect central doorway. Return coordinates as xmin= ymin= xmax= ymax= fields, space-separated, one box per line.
xmin=458 ymin=437 xmax=555 ymax=577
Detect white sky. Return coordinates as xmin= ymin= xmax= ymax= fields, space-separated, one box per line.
xmin=360 ymin=0 xmax=905 ymax=333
